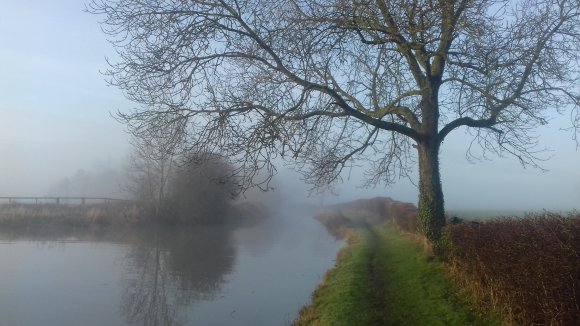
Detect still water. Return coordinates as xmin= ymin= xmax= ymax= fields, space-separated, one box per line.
xmin=0 ymin=208 xmax=343 ymax=326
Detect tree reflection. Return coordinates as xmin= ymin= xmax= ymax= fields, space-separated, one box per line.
xmin=121 ymin=226 xmax=236 ymax=326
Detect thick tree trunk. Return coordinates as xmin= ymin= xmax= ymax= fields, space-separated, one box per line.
xmin=417 ymin=139 xmax=446 ymax=252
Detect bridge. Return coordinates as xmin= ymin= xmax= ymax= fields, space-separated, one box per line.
xmin=0 ymin=197 xmax=132 ymax=205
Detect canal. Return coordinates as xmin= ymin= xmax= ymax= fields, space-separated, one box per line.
xmin=0 ymin=207 xmax=343 ymax=325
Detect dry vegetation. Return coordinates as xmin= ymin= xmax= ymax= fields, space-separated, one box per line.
xmin=314 ymin=197 xmax=419 ymax=238
xmin=0 ymin=203 xmax=142 ymax=229
xmin=444 ymin=213 xmax=580 ymax=325
xmin=0 ymin=199 xmax=267 ymax=230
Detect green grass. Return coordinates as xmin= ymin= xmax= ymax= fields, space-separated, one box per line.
xmin=294 ymin=230 xmax=381 ymax=326
xmin=376 ymin=227 xmax=498 ymax=326
xmin=295 ymin=226 xmax=500 ymax=326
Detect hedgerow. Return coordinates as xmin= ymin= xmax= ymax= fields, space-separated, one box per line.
xmin=444 ymin=213 xmax=580 ymax=325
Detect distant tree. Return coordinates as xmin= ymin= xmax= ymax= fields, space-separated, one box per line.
xmin=90 ymin=0 xmax=579 ymax=250
xmin=124 ymin=113 xmax=185 ymax=216
xmin=125 ymin=138 xmax=174 ymax=216
xmin=165 ymin=153 xmax=239 ymax=224
xmin=126 ymin=138 xmax=238 ymax=224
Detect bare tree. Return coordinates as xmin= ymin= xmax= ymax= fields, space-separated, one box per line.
xmin=165 ymin=152 xmax=239 ymax=224
xmin=89 ymin=0 xmax=579 ymax=249
xmin=124 ymin=112 xmax=186 ymax=216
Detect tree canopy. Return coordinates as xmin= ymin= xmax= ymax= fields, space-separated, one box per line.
xmin=90 ymin=0 xmax=579 ymax=245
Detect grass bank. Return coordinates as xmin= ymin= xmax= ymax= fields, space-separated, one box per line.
xmin=295 ymin=226 xmax=498 ymax=326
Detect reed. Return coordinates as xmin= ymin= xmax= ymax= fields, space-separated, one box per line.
xmin=0 ymin=203 xmax=142 ymax=228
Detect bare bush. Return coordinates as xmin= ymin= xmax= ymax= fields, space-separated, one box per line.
xmin=163 ymin=153 xmax=239 ymax=224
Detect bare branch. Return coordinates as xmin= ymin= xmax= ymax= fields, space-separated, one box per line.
xmin=89 ymin=0 xmax=580 ymax=191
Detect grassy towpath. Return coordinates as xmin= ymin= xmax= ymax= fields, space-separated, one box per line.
xmin=294 ymin=226 xmax=498 ymax=326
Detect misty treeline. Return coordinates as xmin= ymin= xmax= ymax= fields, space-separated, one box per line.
xmin=49 ymin=166 xmax=127 ymax=199
xmin=89 ymin=0 xmax=580 ymax=250
xmin=46 ymin=133 xmax=242 ymax=225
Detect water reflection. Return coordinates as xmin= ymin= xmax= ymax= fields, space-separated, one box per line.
xmin=0 ymin=210 xmax=343 ymax=326
xmin=121 ymin=227 xmax=236 ymax=326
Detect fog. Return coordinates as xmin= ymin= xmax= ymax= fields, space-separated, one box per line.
xmin=1 ymin=0 xmax=579 ymax=211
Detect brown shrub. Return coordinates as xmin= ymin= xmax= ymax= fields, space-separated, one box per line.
xmin=313 ymin=197 xmax=419 ymax=238
xmin=226 ymin=200 xmax=269 ymax=228
xmin=444 ymin=213 xmax=580 ymax=325
xmin=313 ymin=209 xmax=354 ymax=239
xmin=389 ymin=202 xmax=419 ymax=233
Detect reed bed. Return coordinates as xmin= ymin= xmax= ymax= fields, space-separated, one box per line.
xmin=0 ymin=200 xmax=266 ymax=229
xmin=0 ymin=203 xmax=141 ymax=228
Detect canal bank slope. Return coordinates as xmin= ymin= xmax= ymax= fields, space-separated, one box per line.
xmin=294 ymin=226 xmax=497 ymax=326
xmin=294 ymin=198 xmax=498 ymax=326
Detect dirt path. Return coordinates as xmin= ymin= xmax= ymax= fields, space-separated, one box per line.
xmin=365 ymin=229 xmax=392 ymax=325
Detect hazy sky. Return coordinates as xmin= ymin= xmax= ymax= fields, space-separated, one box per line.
xmin=1 ymin=0 xmax=579 ymax=210
xmin=0 ymin=0 xmax=132 ymax=196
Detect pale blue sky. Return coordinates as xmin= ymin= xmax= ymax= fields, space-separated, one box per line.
xmin=0 ymin=0 xmax=132 ymax=196
xmin=0 ymin=0 xmax=579 ymax=210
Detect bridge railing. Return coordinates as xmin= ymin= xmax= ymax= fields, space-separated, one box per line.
xmin=0 ymin=197 xmax=132 ymax=205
